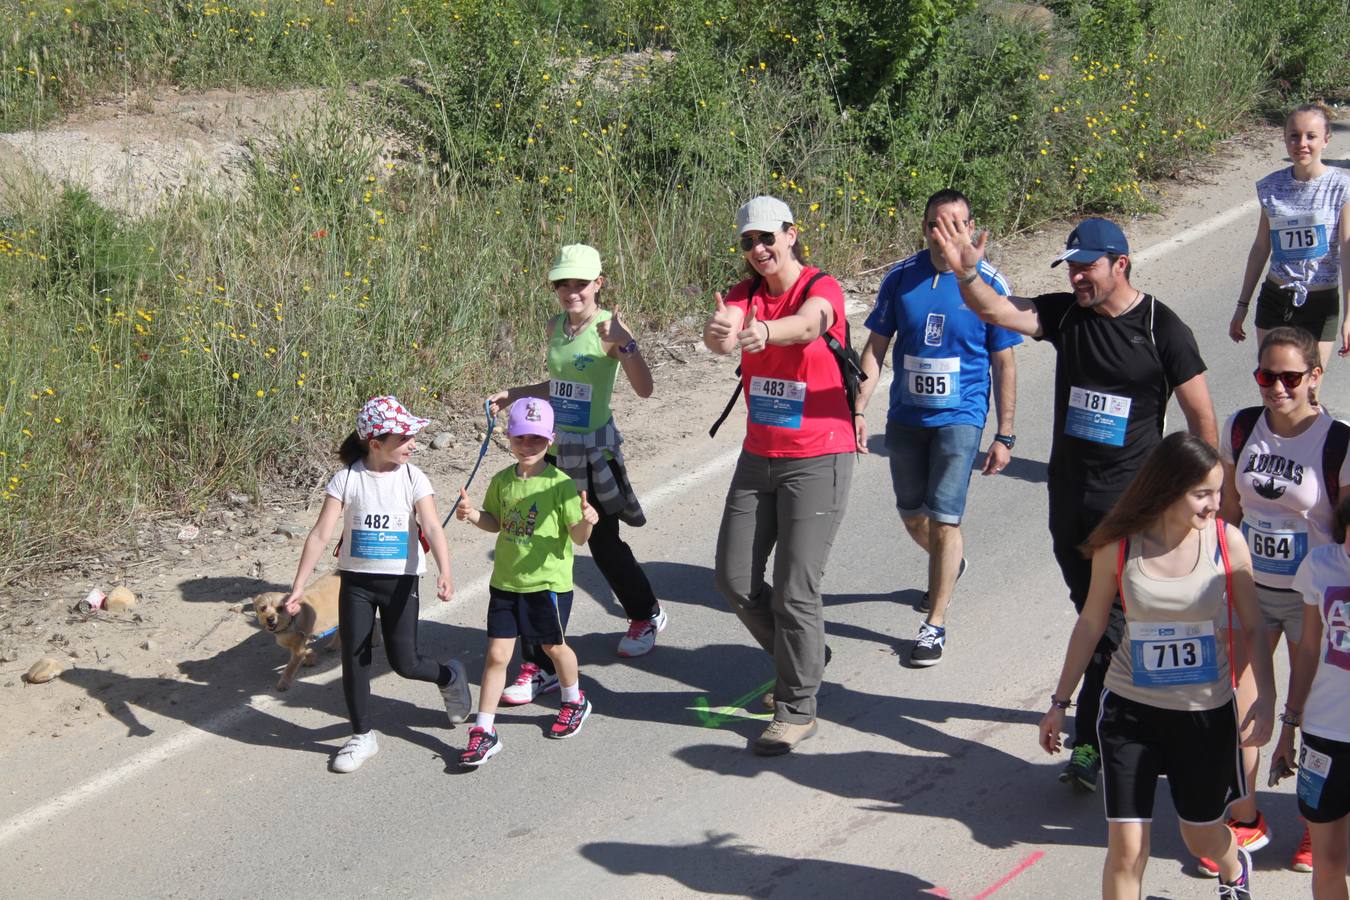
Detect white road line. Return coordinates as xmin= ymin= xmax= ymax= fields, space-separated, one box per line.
xmin=1130 ymin=199 xmax=1259 ymax=265
xmin=0 ymin=194 xmax=1259 ymax=848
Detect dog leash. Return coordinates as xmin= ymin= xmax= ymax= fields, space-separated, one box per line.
xmin=441 ymin=399 xmax=497 ymax=528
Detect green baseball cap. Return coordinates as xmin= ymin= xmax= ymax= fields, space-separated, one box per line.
xmin=547 ymin=244 xmax=603 ymax=282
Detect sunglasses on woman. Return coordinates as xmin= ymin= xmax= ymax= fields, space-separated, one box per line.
xmin=1253 ymin=367 xmax=1313 ymax=389
xmin=740 ymin=232 xmax=779 ymax=251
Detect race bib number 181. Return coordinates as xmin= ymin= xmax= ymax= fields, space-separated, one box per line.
xmin=1065 ymin=387 xmax=1131 ymax=447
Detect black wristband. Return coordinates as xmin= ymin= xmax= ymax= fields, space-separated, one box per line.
xmin=1049 ymin=696 xmax=1072 ymax=710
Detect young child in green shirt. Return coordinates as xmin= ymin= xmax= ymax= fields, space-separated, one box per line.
xmin=455 ymin=397 xmax=598 ymax=765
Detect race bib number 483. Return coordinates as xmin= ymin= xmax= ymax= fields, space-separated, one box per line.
xmin=747 ymin=376 xmax=807 ymax=428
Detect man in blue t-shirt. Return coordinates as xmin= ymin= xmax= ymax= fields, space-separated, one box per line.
xmin=856 ymin=189 xmax=1021 ymax=667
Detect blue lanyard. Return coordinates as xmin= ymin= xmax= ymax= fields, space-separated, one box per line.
xmin=441 ymin=399 xmax=496 ymax=528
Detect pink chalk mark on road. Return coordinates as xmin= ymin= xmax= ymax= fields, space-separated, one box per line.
xmin=923 ymin=850 xmax=1045 ymax=900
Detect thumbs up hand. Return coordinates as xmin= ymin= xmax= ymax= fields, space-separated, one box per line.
xmin=579 ymin=489 xmax=600 ymax=525
xmin=705 ymin=290 xmax=740 ymax=342
xmin=736 ymin=301 xmax=769 ymax=353
xmin=597 ymin=307 xmax=633 ymax=348
xmin=455 ymin=487 xmax=478 ymax=524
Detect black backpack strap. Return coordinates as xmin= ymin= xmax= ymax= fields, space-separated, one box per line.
xmin=1323 ymin=418 xmax=1350 ymax=505
xmin=1229 ymin=406 xmax=1263 ymax=467
xmin=709 ymin=364 xmax=744 ymax=438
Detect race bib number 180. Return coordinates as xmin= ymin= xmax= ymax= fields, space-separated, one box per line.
xmin=550 ymin=379 xmax=593 ymax=429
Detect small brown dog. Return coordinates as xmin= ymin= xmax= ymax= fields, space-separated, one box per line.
xmin=251 ymin=574 xmax=342 ymax=691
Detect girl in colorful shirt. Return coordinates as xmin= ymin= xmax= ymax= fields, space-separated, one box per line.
xmin=1039 ymin=431 xmax=1275 ymax=900
xmin=454 ymin=398 xmax=599 ymax=766
xmin=1231 ymin=102 xmax=1350 ymax=366
xmin=284 ymin=395 xmax=471 ymax=774
xmin=1273 ymin=493 xmax=1350 ymax=899
xmin=488 ymin=244 xmax=664 ymax=710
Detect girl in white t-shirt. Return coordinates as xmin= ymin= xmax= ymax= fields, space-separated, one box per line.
xmin=1274 ymin=494 xmax=1350 ymax=899
xmin=1231 ymin=102 xmax=1350 ymax=366
xmin=284 ymin=395 xmax=471 ymax=774
xmin=1218 ymin=326 xmax=1349 ymax=872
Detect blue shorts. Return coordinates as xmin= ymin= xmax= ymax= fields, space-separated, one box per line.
xmin=884 ymin=421 xmax=982 ymax=525
xmin=486 ymin=587 xmax=572 ymax=646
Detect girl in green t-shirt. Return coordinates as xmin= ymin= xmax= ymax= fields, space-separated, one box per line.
xmin=487 ymin=244 xmax=665 ymax=705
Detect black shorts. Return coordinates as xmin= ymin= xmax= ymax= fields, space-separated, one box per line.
xmin=1098 ymin=690 xmax=1246 ymax=824
xmin=486 ymin=586 xmax=571 ymax=645
xmin=1254 ymin=280 xmax=1339 ymax=341
xmin=1297 ymin=732 xmax=1350 ymax=823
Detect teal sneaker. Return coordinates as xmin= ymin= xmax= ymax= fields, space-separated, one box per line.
xmin=1059 ymin=743 xmax=1101 ymax=792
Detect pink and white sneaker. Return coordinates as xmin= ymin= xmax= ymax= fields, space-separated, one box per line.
xmin=617 ymin=606 xmax=669 ymax=657
xmin=499 ymin=662 xmax=560 ymax=706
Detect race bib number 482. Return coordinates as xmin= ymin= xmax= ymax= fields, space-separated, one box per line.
xmin=350 ymin=512 xmax=410 ymax=560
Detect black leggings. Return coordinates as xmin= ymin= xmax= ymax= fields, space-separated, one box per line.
xmin=339 ymin=571 xmax=450 ymax=734
xmin=1047 ymin=483 xmax=1126 ymax=752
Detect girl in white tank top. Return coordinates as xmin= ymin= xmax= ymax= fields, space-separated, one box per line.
xmin=1038 ymin=432 xmax=1275 ymax=899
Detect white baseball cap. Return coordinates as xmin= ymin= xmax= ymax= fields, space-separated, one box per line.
xmin=735 ymin=195 xmax=794 ymax=235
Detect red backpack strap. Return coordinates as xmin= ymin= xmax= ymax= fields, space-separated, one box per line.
xmin=1115 ymin=537 xmax=1129 ymax=616
xmin=1215 ymin=517 xmax=1236 ymax=689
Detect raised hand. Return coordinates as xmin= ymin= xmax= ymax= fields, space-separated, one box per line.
xmin=931 ymin=211 xmax=987 ymax=278
xmin=579 ymin=489 xmax=600 ymax=525
xmin=706 ymin=290 xmax=739 ymax=342
xmin=736 ymin=301 xmax=768 ymax=353
xmin=597 ymin=306 xmax=633 ymax=347
xmin=455 ymin=488 xmax=478 ymax=524
xmin=487 ymin=391 xmax=510 ymax=415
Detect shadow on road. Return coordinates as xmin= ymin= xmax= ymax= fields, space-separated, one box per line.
xmin=59 ymin=617 xmax=483 ymax=764
xmin=580 ymin=832 xmax=939 ymax=897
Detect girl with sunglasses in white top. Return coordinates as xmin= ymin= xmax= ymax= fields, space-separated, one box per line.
xmin=1216 ymin=326 xmax=1350 ymax=874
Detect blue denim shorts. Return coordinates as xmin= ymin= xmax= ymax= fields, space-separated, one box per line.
xmin=884 ymin=421 xmax=982 ymax=525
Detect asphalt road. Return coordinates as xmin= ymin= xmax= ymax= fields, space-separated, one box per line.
xmin=4 ymin=132 xmax=1349 ymax=899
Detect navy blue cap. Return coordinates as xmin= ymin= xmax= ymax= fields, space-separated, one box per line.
xmin=1050 ymin=218 xmax=1130 ymax=267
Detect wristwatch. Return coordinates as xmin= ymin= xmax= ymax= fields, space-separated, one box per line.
xmin=993 ymin=433 xmax=1016 ymax=450
xmin=618 ymin=339 xmax=639 ymax=355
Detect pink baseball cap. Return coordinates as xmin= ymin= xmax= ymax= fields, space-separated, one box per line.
xmin=507 ymin=397 xmax=554 ymax=438
xmin=356 ymin=395 xmax=430 ymax=440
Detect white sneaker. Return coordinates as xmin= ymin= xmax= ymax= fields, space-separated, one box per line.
xmin=331 ymin=731 xmax=379 ymax=773
xmin=617 ymin=605 xmax=669 ymax=657
xmin=500 ymin=662 xmax=560 ymax=706
xmin=440 ymin=659 xmax=473 ymax=724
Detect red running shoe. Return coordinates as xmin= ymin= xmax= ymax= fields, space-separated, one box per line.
xmin=550 ymin=694 xmax=592 ymax=739
xmin=1291 ymin=824 xmax=1313 ymax=873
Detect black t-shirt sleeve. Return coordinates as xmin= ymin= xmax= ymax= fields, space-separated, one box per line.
xmin=1031 ymin=292 xmax=1075 ymax=345
xmin=1150 ymin=299 xmax=1207 ymax=387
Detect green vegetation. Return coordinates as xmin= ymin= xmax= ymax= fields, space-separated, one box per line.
xmin=2 ymin=0 xmax=1349 ymax=579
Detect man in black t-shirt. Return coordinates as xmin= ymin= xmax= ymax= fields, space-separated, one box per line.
xmin=931 ymin=215 xmax=1218 ymax=792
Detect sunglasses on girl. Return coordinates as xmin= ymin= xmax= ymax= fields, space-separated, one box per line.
xmin=1253 ymin=367 xmax=1313 ymax=389
xmin=740 ymin=231 xmax=779 ymax=251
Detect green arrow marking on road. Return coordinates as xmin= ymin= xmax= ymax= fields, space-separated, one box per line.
xmin=691 ymin=678 xmax=777 ymax=728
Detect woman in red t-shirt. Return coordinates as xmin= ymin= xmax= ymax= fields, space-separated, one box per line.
xmin=703 ymin=194 xmax=857 ymax=756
